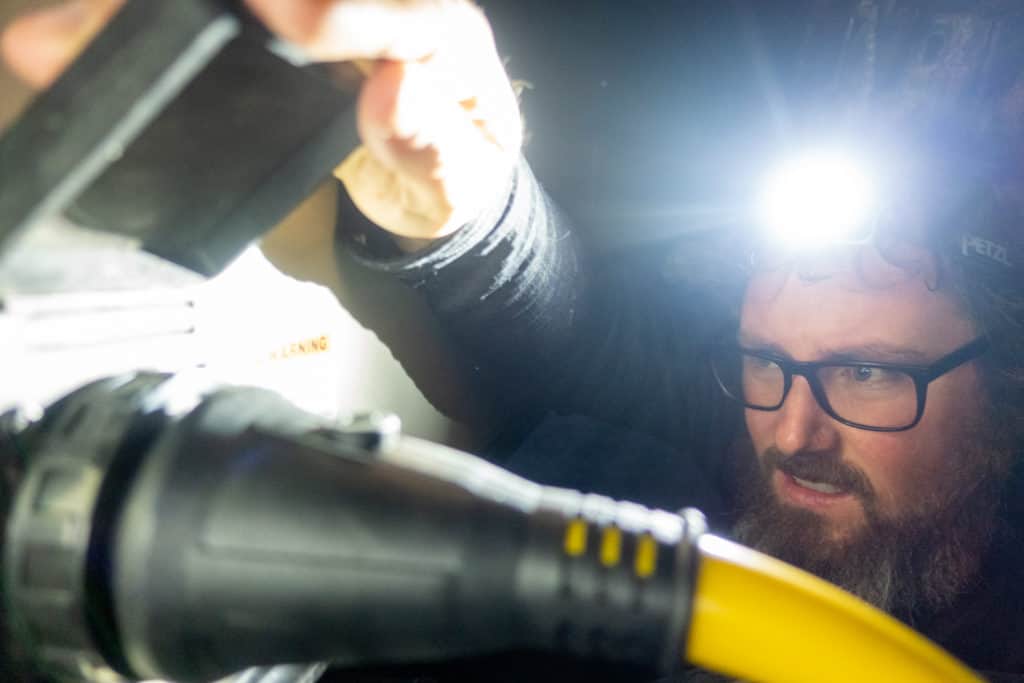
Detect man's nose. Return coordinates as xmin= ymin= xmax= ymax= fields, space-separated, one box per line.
xmin=773 ymin=376 xmax=839 ymax=455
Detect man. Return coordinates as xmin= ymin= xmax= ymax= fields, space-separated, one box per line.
xmin=3 ymin=0 xmax=1023 ymax=680
xmin=727 ymin=234 xmax=1024 ymax=671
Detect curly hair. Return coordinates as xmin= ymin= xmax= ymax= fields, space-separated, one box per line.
xmin=942 ymin=253 xmax=1024 ymax=460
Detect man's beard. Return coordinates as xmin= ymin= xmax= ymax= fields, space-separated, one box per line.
xmin=731 ymin=423 xmax=1013 ymax=618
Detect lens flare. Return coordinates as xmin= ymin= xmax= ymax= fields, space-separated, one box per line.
xmin=758 ymin=152 xmax=875 ymax=248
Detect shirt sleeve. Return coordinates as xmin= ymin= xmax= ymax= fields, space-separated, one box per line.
xmin=338 ymin=157 xmax=588 ymax=422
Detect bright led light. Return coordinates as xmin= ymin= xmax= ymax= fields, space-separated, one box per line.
xmin=757 ymin=151 xmax=876 ymax=248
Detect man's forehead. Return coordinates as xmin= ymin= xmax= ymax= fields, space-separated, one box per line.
xmin=735 ymin=329 xmax=934 ymax=363
xmin=739 ymin=264 xmax=977 ymax=360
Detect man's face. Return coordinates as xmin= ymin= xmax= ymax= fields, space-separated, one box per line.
xmin=733 ymin=247 xmax=1006 ymax=612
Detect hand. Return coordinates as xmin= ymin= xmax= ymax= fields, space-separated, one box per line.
xmin=1 ymin=0 xmax=522 ymax=240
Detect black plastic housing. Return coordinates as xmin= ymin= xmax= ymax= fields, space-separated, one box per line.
xmin=0 ymin=0 xmax=359 ymax=276
xmin=4 ymin=375 xmax=705 ymax=683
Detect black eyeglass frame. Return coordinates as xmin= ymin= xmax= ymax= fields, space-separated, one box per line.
xmin=711 ymin=336 xmax=991 ymax=432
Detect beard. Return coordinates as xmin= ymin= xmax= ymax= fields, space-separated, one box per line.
xmin=731 ymin=421 xmax=1014 ymax=618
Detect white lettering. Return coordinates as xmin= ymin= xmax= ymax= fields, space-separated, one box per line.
xmin=962 ymin=234 xmax=1011 ymax=267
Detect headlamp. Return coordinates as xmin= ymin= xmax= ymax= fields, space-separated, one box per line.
xmin=749 ymin=143 xmax=1024 ymax=301
xmin=756 ymin=150 xmax=877 ymax=249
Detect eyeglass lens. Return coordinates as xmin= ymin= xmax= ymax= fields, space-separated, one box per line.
xmin=714 ymin=350 xmax=919 ymax=429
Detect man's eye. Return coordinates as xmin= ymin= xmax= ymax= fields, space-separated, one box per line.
xmin=846 ymin=366 xmax=897 ymax=385
xmin=854 ymin=366 xmax=875 ymax=382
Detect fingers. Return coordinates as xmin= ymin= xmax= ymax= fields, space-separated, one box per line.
xmin=1 ymin=0 xmax=485 ymax=87
xmin=284 ymin=0 xmax=523 ymax=239
xmin=1 ymin=0 xmax=125 ymax=89
xmin=245 ymin=0 xmax=477 ymax=63
xmin=359 ymin=60 xmax=517 ymax=173
xmin=246 ymin=0 xmax=519 ymax=142
xmin=339 ymin=59 xmax=517 ymax=238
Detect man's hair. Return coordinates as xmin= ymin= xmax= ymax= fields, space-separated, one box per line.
xmin=943 ymin=244 xmax=1024 ymax=460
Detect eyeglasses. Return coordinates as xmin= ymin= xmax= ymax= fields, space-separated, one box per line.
xmin=710 ymin=337 xmax=990 ymax=432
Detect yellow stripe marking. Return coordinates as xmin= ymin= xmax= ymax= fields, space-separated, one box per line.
xmin=635 ymin=533 xmax=658 ymax=578
xmin=564 ymin=519 xmax=588 ymax=557
xmin=600 ymin=526 xmax=622 ymax=567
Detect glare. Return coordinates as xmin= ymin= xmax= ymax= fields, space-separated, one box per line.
xmin=757 ymin=151 xmax=876 ymax=248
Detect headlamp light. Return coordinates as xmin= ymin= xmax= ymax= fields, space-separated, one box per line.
xmin=748 ymin=144 xmax=1024 ymax=301
xmin=757 ymin=150 xmax=877 ymax=249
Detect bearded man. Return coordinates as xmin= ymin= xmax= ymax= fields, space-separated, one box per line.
xmin=726 ymin=234 xmax=1024 ymax=659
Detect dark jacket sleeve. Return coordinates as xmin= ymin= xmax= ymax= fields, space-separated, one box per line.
xmin=338 ymin=157 xmax=744 ymax=516
xmin=339 ymin=159 xmax=587 ymax=419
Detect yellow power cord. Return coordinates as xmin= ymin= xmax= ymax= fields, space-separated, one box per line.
xmin=686 ymin=535 xmax=985 ymax=683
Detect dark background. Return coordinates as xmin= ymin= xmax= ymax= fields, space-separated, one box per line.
xmin=480 ymin=0 xmax=819 ymax=221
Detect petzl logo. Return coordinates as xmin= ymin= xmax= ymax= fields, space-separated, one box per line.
xmin=961 ymin=234 xmax=1012 ymax=268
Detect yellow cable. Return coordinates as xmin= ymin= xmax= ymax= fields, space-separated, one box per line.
xmin=686 ymin=535 xmax=985 ymax=683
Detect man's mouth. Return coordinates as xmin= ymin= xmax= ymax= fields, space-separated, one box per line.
xmin=758 ymin=448 xmax=873 ymax=514
xmin=791 ymin=475 xmax=843 ymax=495
xmin=775 ymin=470 xmax=855 ymax=509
